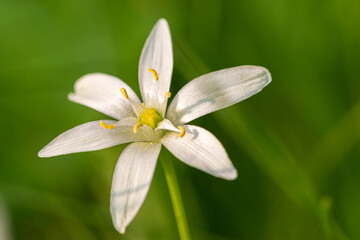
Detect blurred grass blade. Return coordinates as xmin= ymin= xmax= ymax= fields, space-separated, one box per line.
xmin=334 ymin=221 xmax=351 ymax=240
xmin=216 ymin=109 xmax=320 ymax=212
xmin=0 ymin=183 xmax=98 ymax=240
xmin=0 ymin=194 xmax=12 ymax=240
xmin=308 ymin=101 xmax=360 ymax=184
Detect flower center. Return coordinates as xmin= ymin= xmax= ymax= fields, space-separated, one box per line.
xmin=139 ymin=107 xmax=162 ymax=130
xmin=99 ymin=71 xmax=186 ymax=138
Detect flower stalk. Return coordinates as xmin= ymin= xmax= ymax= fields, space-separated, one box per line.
xmin=161 ymin=156 xmax=191 ymax=240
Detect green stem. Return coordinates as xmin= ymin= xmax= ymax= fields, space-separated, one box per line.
xmin=161 ymin=156 xmax=191 ymax=240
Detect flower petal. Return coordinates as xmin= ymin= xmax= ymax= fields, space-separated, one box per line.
xmin=160 ymin=125 xmax=237 ymax=180
xmin=38 ymin=118 xmax=153 ymax=158
xmin=154 ymin=119 xmax=181 ymax=133
xmin=166 ymin=66 xmax=271 ymax=125
xmin=138 ymin=19 xmax=173 ymax=117
xmin=68 ymin=73 xmax=141 ymax=120
xmin=110 ymin=142 xmax=161 ymax=233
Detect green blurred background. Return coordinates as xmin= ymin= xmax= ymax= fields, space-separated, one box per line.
xmin=1 ymin=0 xmax=359 ymax=239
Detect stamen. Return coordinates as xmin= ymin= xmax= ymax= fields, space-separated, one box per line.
xmin=100 ymin=120 xmax=116 ymax=129
xmin=120 ymin=89 xmax=144 ymax=117
xmin=148 ymin=68 xmax=158 ymax=81
xmin=133 ymin=123 xmax=143 ymax=133
xmin=141 ymin=103 xmax=147 ymax=110
xmin=120 ymin=88 xmax=129 ymax=99
xmin=178 ymin=126 xmax=185 ymax=138
xmin=165 ymin=92 xmax=171 ymax=98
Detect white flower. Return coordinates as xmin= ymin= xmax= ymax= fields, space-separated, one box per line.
xmin=38 ymin=18 xmax=271 ymax=233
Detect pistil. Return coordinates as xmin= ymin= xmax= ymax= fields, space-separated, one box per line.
xmin=139 ymin=106 xmax=162 ymax=130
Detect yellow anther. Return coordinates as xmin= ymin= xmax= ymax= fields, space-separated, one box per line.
xmin=178 ymin=126 xmax=185 ymax=138
xmin=165 ymin=92 xmax=171 ymax=98
xmin=100 ymin=120 xmax=116 ymax=130
xmin=120 ymin=88 xmax=129 ymax=99
xmin=148 ymin=68 xmax=158 ymax=81
xmin=133 ymin=123 xmax=143 ymax=133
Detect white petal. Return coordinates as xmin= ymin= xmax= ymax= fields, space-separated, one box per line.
xmin=38 ymin=118 xmax=153 ymax=158
xmin=127 ymin=99 xmax=145 ymax=118
xmin=154 ymin=119 xmax=181 ymax=133
xmin=68 ymin=73 xmax=141 ymax=120
xmin=160 ymin=125 xmax=237 ymax=180
xmin=110 ymin=142 xmax=161 ymax=233
xmin=138 ymin=19 xmax=173 ymax=117
xmin=166 ymin=66 xmax=271 ymax=125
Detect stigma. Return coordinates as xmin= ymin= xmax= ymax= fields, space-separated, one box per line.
xmin=148 ymin=68 xmax=158 ymax=81
xmin=100 ymin=120 xmax=116 ymax=129
xmin=139 ymin=107 xmax=162 ymax=130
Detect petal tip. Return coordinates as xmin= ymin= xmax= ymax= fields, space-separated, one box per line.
xmin=247 ymin=65 xmax=272 ymax=88
xmin=67 ymin=92 xmax=75 ymax=101
xmin=228 ymin=170 xmax=238 ymax=181
xmin=256 ymin=66 xmax=272 ymax=85
xmin=262 ymin=67 xmax=272 ymax=85
xmin=37 ymin=149 xmax=47 ymax=158
xmin=157 ymin=18 xmax=169 ymax=26
xmin=112 ymin=219 xmax=127 ymax=234
xmin=117 ymin=226 xmax=126 ymax=234
xmin=221 ymin=168 xmax=238 ymax=181
xmin=153 ymin=18 xmax=170 ymax=34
